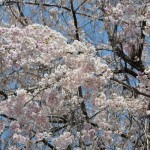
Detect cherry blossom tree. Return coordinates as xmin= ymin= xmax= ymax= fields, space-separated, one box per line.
xmin=0 ymin=0 xmax=149 ymax=81
xmin=0 ymin=0 xmax=150 ymax=149
xmin=0 ymin=23 xmax=149 ymax=150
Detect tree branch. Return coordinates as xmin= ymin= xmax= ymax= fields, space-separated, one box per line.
xmin=0 ymin=90 xmax=8 ymax=100
xmin=114 ymin=68 xmax=138 ymax=78
xmin=0 ymin=114 xmax=16 ymax=121
xmin=36 ymin=138 xmax=56 ymax=150
xmin=70 ymin=0 xmax=80 ymax=40
xmin=110 ymin=78 xmax=150 ymax=98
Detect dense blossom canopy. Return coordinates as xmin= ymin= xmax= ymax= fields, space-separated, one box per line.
xmin=0 ymin=0 xmax=150 ymax=149
xmin=0 ymin=24 xmax=149 ymax=149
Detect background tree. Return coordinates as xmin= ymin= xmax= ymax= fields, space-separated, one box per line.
xmin=0 ymin=0 xmax=150 ymax=149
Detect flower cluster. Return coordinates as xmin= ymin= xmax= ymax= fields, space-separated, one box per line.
xmin=0 ymin=23 xmax=149 ymax=149
xmin=52 ymin=132 xmax=74 ymax=150
xmin=0 ymin=24 xmax=112 ymax=148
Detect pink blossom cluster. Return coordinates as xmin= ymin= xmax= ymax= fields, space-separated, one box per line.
xmin=52 ymin=132 xmax=74 ymax=150
xmin=0 ymin=24 xmax=149 ymax=149
xmin=0 ymin=24 xmax=112 ymax=148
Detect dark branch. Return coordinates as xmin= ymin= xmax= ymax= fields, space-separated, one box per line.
xmin=0 ymin=114 xmax=16 ymax=121
xmin=16 ymin=1 xmax=28 ymax=26
xmin=114 ymin=68 xmax=138 ymax=78
xmin=42 ymin=138 xmax=55 ymax=149
xmin=70 ymin=0 xmax=80 ymax=40
xmin=110 ymin=78 xmax=150 ymax=98
xmin=75 ymin=0 xmax=88 ymax=12
xmin=114 ymin=46 xmax=144 ymax=72
xmin=36 ymin=138 xmax=56 ymax=150
xmin=0 ymin=90 xmax=8 ymax=100
xmin=48 ymin=115 xmax=67 ymax=123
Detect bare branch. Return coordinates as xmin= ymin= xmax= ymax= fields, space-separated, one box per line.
xmin=110 ymin=78 xmax=150 ymax=98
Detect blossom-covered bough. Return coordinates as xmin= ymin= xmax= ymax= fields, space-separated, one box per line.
xmin=0 ymin=24 xmax=149 ymax=150
xmin=0 ymin=0 xmax=150 ymax=150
